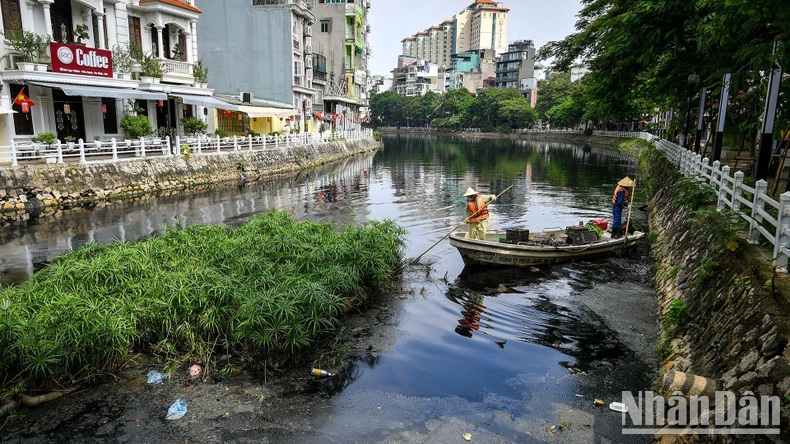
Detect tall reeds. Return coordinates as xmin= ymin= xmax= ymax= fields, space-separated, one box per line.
xmin=0 ymin=210 xmax=406 ymax=390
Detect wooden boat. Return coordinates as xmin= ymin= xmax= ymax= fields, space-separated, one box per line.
xmin=449 ymin=228 xmax=645 ymax=267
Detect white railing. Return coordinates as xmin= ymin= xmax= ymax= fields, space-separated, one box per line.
xmin=4 ymin=129 xmax=374 ymax=168
xmin=161 ymin=59 xmax=192 ymax=76
xmin=591 ymin=130 xmax=790 ymax=272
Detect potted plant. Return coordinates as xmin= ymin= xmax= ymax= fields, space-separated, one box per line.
xmin=182 ymin=117 xmax=208 ymax=136
xmin=140 ymin=53 xmax=163 ymax=83
xmin=112 ymin=44 xmax=134 ymax=80
xmin=192 ymin=59 xmax=208 ymax=88
xmin=120 ymin=114 xmax=153 ymax=139
xmin=172 ymin=42 xmax=184 ymax=61
xmin=1 ymin=25 xmax=50 ymax=71
xmin=64 ymin=135 xmax=76 ymax=151
xmin=72 ymin=24 xmax=90 ymax=46
xmin=32 ymin=132 xmax=57 ymax=163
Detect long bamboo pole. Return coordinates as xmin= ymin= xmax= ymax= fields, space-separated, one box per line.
xmin=623 ymin=180 xmax=636 ymax=247
xmin=409 ymin=185 xmax=514 ymax=265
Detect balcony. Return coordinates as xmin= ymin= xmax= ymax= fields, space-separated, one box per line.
xmin=161 ymin=60 xmax=194 ymax=85
xmin=313 ymin=70 xmax=327 ymax=83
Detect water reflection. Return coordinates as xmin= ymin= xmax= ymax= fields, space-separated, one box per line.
xmin=0 ymin=155 xmax=375 ymax=285
xmin=446 ymin=265 xmax=633 ymax=370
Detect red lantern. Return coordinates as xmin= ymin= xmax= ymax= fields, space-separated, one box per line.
xmin=158 ymin=100 xmax=164 ymax=107
xmin=101 ymin=103 xmax=107 ymax=114
xmin=21 ymin=102 xmax=30 ymax=114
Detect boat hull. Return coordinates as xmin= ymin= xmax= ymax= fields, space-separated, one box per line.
xmin=449 ymin=231 xmax=645 ymax=267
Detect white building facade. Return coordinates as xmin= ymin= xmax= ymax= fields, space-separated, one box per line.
xmin=0 ymin=0 xmax=217 ymax=163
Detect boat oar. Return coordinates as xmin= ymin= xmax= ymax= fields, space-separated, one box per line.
xmin=409 ymin=185 xmax=514 ymax=265
xmin=623 ymin=180 xmax=636 ymax=248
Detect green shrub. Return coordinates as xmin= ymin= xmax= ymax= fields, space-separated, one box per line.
xmin=180 ymin=144 xmax=191 ymax=159
xmin=192 ymin=59 xmax=209 ymax=84
xmin=373 ymin=131 xmax=381 ymax=141
xmin=662 ymin=300 xmax=695 ymax=336
xmin=182 ymin=117 xmax=208 ymax=136
xmin=120 ymin=115 xmax=153 ymax=139
xmin=0 ymin=211 xmax=406 ymax=389
xmin=672 ymin=176 xmax=716 ymax=210
xmin=214 ymin=128 xmax=228 ymax=138
xmin=32 ymin=132 xmax=57 ymax=145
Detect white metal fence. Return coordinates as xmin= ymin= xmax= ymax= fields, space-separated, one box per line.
xmin=4 ymin=129 xmax=374 ymax=167
xmin=591 ymin=130 xmax=790 ymax=272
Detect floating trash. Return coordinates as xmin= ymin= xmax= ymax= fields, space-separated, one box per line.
xmin=146 ymin=370 xmax=165 ymax=385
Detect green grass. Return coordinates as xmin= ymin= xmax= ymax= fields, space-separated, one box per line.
xmin=0 ymin=210 xmax=406 ymax=390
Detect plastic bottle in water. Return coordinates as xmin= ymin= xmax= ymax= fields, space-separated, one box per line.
xmin=311 ymin=368 xmax=333 ymax=377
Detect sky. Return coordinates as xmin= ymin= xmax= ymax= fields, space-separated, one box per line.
xmin=368 ymin=0 xmax=583 ymax=76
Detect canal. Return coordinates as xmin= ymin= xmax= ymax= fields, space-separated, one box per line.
xmin=2 ymin=134 xmax=657 ymax=443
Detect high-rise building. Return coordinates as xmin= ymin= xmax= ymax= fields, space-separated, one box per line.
xmin=313 ymin=0 xmax=371 ymax=130
xmin=400 ymin=0 xmax=508 ymax=68
xmin=198 ymin=0 xmax=318 ymax=135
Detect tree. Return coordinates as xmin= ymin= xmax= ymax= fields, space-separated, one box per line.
xmin=499 ymin=97 xmax=538 ymax=128
xmin=535 ymin=73 xmax=574 ymax=120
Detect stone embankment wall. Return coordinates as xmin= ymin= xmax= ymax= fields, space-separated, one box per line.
xmin=0 ymin=139 xmax=378 ymax=219
xmin=643 ymin=146 xmax=790 ymax=439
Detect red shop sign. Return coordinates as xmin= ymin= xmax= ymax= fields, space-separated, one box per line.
xmin=50 ymin=42 xmax=113 ymax=78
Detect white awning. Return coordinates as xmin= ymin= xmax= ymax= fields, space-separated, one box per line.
xmin=172 ymin=94 xmax=238 ymax=110
xmin=30 ymin=82 xmax=167 ymax=100
xmin=0 ymin=105 xmax=16 ymax=115
xmin=237 ymin=105 xmax=296 ymax=118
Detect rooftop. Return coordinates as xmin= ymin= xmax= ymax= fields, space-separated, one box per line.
xmin=140 ymin=0 xmax=202 ymax=13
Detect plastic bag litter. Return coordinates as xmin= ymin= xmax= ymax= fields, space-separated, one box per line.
xmin=166 ymin=398 xmax=187 ymax=420
xmin=146 ymin=370 xmax=165 ymax=385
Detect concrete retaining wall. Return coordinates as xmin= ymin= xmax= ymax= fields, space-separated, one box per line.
xmin=0 ymin=138 xmax=379 ymax=221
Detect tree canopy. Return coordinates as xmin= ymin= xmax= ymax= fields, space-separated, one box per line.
xmin=370 ymin=88 xmax=537 ymax=132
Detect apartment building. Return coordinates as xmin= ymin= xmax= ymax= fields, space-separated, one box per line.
xmin=392 ymin=57 xmax=447 ymax=97
xmin=397 ymin=0 xmax=508 ymax=94
xmin=0 ymin=0 xmax=216 ymax=159
xmin=313 ymin=0 xmax=371 ymax=130
xmin=495 ymin=40 xmax=537 ymax=104
xmin=198 ymin=0 xmax=317 ymax=135
xmin=447 ymin=48 xmax=495 ymax=93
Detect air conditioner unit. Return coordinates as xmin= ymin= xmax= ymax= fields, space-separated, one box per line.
xmin=305 ymin=26 xmax=312 ymax=36
xmin=240 ymin=92 xmax=254 ymax=103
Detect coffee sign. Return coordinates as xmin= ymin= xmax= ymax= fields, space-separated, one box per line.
xmin=50 ymin=42 xmax=113 ymax=78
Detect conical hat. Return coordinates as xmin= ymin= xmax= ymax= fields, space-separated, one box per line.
xmin=618 ymin=177 xmax=636 ymax=187
xmin=463 ymin=187 xmax=479 ymax=197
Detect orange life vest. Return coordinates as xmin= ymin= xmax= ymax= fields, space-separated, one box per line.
xmin=467 ymin=196 xmax=489 ymax=223
xmin=612 ymin=185 xmax=630 ymax=204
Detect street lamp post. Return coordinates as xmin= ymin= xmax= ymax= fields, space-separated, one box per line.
xmin=685 ymin=73 xmax=700 ymax=149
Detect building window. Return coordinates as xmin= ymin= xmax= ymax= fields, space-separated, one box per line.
xmin=218 ymin=111 xmax=249 ymax=135
xmin=320 ymin=20 xmax=330 ymax=32
xmin=1 ymin=0 xmax=21 ymax=33
xmin=129 ymin=17 xmax=142 ymax=53
xmin=294 ymin=61 xmax=303 ymax=76
xmin=10 ymin=84 xmax=33 ymax=136
xmin=102 ymin=98 xmax=118 ymax=134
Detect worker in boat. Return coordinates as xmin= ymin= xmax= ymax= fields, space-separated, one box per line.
xmin=463 ymin=187 xmax=497 ymax=240
xmin=611 ymin=176 xmax=635 ymax=238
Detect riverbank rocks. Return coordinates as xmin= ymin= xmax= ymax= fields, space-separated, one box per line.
xmin=643 ymin=145 xmax=790 ymax=441
xmin=0 ymin=138 xmax=379 ymax=225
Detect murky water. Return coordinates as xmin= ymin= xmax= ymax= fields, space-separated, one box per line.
xmin=0 ymin=134 xmax=657 ymax=442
